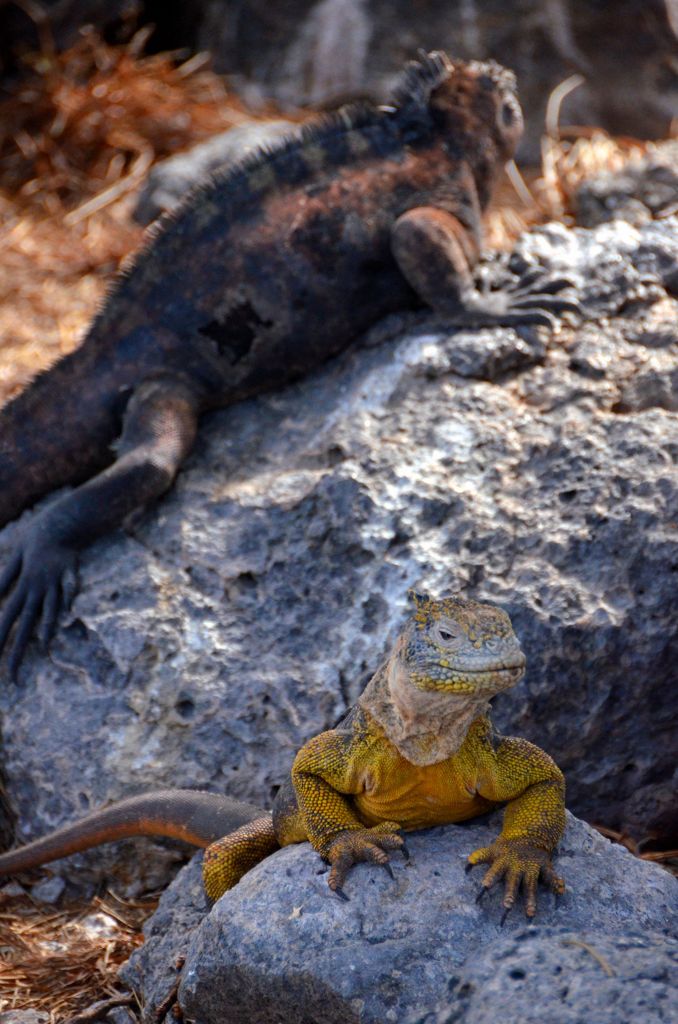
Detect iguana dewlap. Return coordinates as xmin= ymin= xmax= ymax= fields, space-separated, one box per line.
xmin=0 ymin=52 xmax=577 ymax=676
xmin=0 ymin=593 xmax=566 ymax=919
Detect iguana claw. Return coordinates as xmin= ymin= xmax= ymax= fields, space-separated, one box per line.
xmin=325 ymin=822 xmax=404 ymax=896
xmin=467 ymin=837 xmax=564 ymax=918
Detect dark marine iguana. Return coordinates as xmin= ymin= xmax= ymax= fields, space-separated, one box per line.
xmin=0 ymin=593 xmax=566 ymax=920
xmin=0 ymin=53 xmax=577 ymax=676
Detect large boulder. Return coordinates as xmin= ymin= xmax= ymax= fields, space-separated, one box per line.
xmin=0 ymin=213 xmax=676 ymax=893
xmin=118 ymin=811 xmax=678 ymax=1023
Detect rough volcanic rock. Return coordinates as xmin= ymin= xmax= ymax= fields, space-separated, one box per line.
xmin=574 ymin=141 xmax=678 ymax=228
xmin=0 ymin=215 xmax=677 ymax=895
xmin=428 ymin=929 xmax=678 ymax=1024
xmin=118 ymin=811 xmax=678 ymax=1023
xmin=0 ymin=1013 xmax=50 ymax=1024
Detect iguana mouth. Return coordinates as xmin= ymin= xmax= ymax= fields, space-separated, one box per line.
xmin=452 ymin=660 xmax=526 ymax=679
xmin=410 ymin=659 xmax=526 ymax=694
xmin=424 ymin=654 xmax=526 ymax=675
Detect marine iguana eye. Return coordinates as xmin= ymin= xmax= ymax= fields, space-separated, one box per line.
xmin=499 ymin=99 xmax=517 ymax=127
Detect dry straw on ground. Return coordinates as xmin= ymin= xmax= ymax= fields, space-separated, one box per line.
xmin=0 ymin=887 xmax=156 ymax=1021
xmin=0 ymin=24 xmax=268 ymax=407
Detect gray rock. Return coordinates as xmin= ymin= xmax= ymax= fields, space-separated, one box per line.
xmin=119 ymin=855 xmax=206 ymax=1019
xmin=428 ymin=930 xmax=678 ymax=1024
xmin=133 ymin=120 xmax=295 ymax=224
xmin=28 ymin=874 xmax=66 ymax=904
xmin=119 ymin=811 xmax=677 ymax=1023
xmin=1 ymin=216 xmax=677 ymax=894
xmin=104 ymin=1009 xmax=138 ymax=1024
xmin=574 ymin=141 xmax=678 ymax=228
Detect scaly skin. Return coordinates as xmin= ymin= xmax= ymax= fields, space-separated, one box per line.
xmin=0 ymin=593 xmax=566 ymax=919
xmin=283 ymin=592 xmax=565 ymax=918
xmin=0 ymin=52 xmax=578 ymax=677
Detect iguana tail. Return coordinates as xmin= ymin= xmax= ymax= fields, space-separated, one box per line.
xmin=0 ymin=789 xmax=265 ymax=875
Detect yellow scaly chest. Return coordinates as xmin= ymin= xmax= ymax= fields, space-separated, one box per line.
xmin=351 ymin=734 xmax=494 ymax=831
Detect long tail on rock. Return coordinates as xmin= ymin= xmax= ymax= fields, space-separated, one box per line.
xmin=0 ymin=789 xmax=266 ymax=875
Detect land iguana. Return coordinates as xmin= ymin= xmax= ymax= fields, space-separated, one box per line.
xmin=0 ymin=52 xmax=577 ymax=677
xmin=0 ymin=593 xmax=566 ymax=920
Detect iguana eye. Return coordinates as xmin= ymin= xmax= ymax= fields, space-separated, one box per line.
xmin=435 ymin=622 xmax=463 ymax=645
xmin=500 ymin=100 xmax=516 ymax=127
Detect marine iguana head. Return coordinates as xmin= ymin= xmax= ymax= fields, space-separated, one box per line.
xmin=389 ymin=51 xmax=523 ymax=193
xmin=398 ymin=590 xmax=526 ymax=697
xmin=432 ymin=57 xmax=523 ymax=161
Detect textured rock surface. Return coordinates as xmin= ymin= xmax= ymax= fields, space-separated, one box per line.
xmin=0 ymin=1013 xmax=50 ymax=1024
xmin=1 ymin=215 xmax=677 ymax=894
xmin=574 ymin=141 xmax=678 ymax=228
xmin=428 ymin=929 xmax=678 ymax=1024
xmin=118 ymin=812 xmax=678 ymax=1023
xmin=133 ymin=120 xmax=295 ymax=224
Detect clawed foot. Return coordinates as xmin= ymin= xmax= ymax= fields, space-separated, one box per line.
xmin=0 ymin=520 xmax=77 ymax=679
xmin=466 ymin=837 xmax=565 ymax=921
xmin=324 ymin=822 xmax=407 ymax=900
xmin=453 ymin=265 xmax=581 ymax=329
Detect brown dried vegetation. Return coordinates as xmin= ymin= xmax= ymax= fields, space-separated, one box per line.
xmin=0 ymin=886 xmax=157 ymax=1021
xmin=0 ymin=26 xmax=265 ymax=406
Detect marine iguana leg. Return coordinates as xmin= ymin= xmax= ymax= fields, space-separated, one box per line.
xmin=0 ymin=376 xmax=200 ymax=678
xmin=391 ymin=206 xmax=580 ymax=328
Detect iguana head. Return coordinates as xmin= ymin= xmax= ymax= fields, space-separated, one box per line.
xmin=399 ymin=591 xmax=526 ymax=696
xmin=390 ymin=51 xmax=523 ymax=168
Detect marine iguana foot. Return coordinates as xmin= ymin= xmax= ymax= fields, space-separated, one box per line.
xmin=0 ymin=519 xmax=77 ymax=680
xmin=325 ymin=822 xmax=404 ymax=896
xmin=451 ymin=268 xmax=581 ymax=329
xmin=466 ymin=836 xmax=565 ymax=918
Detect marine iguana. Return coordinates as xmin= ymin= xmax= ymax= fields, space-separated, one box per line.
xmin=0 ymin=593 xmax=566 ymax=920
xmin=0 ymin=53 xmax=577 ymax=676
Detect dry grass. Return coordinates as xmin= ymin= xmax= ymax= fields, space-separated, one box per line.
xmin=0 ymin=886 xmax=157 ymax=1022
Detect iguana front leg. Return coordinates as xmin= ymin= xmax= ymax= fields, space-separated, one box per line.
xmin=291 ymin=731 xmax=405 ymax=899
xmin=391 ymin=205 xmax=579 ymax=328
xmin=466 ymin=724 xmax=566 ymax=919
xmin=0 ymin=376 xmax=200 ymax=677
